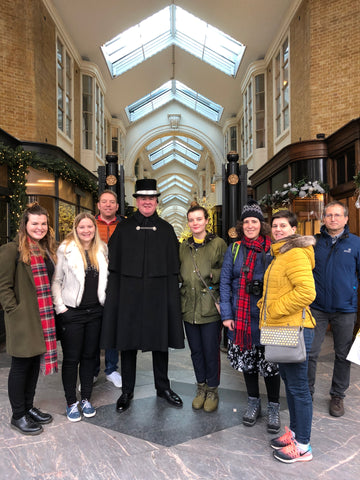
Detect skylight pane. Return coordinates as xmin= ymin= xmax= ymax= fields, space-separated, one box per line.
xmin=174 ymin=6 xmax=245 ymax=77
xmin=101 ymin=7 xmax=172 ymax=77
xmin=146 ymin=136 xmax=171 ymax=150
xmin=102 ymin=5 xmax=245 ymax=78
xmin=175 ymin=142 xmax=200 ymax=162
xmin=126 ymin=80 xmax=223 ymax=123
xmin=177 ymin=136 xmax=203 ymax=150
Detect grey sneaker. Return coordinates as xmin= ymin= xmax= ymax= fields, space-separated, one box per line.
xmin=267 ymin=402 xmax=281 ymax=434
xmin=243 ymin=396 xmax=261 ymax=426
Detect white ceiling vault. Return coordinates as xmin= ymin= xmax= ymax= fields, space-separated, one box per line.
xmin=48 ymin=0 xmax=297 ymax=234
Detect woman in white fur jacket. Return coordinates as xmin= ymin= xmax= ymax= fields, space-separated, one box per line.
xmin=52 ymin=212 xmax=108 ymax=422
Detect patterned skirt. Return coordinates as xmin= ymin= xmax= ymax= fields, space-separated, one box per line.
xmin=227 ymin=340 xmax=279 ymax=377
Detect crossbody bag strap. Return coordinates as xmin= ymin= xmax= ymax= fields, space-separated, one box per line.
xmin=262 ymin=260 xmax=275 ymax=327
xmin=190 ymin=248 xmax=218 ymax=304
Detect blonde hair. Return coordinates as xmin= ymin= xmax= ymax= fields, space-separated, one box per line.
xmin=18 ymin=202 xmax=56 ymax=264
xmin=64 ymin=212 xmax=102 ymax=270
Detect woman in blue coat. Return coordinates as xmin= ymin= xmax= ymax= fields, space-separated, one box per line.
xmin=220 ymin=201 xmax=280 ymax=433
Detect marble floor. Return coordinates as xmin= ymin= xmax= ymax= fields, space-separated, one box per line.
xmin=0 ymin=332 xmax=359 ymax=480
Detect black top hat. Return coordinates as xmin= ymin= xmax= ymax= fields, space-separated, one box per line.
xmin=133 ymin=178 xmax=160 ymax=198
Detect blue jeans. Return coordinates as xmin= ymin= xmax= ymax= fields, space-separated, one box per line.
xmin=278 ymin=327 xmax=314 ymax=444
xmin=94 ymin=348 xmax=119 ymax=376
xmin=308 ymin=309 xmax=356 ymax=398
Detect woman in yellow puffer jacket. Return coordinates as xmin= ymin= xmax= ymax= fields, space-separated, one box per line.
xmin=258 ymin=210 xmax=316 ymax=464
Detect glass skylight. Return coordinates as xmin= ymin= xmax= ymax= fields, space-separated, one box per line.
xmin=101 ymin=5 xmax=245 ymax=78
xmin=177 ymin=136 xmax=203 ymax=151
xmin=149 ymin=139 xmax=200 ymax=163
xmin=158 ymin=178 xmax=192 ymax=193
xmin=162 ymin=194 xmax=189 ymax=205
xmin=152 ymin=153 xmax=197 ymax=170
xmin=126 ymin=80 xmax=223 ymax=123
xmin=146 ymin=136 xmax=172 ymax=151
xmin=158 ymin=176 xmax=193 ymax=189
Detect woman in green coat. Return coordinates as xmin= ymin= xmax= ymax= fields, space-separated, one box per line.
xmin=179 ymin=203 xmax=227 ymax=412
xmin=0 ymin=203 xmax=57 ymax=435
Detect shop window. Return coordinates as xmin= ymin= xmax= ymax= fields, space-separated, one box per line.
xmin=274 ymin=36 xmax=290 ymax=138
xmin=59 ymin=201 xmax=76 ymax=242
xmin=26 ymin=168 xmax=55 ymax=196
xmin=58 ymin=178 xmax=77 ymax=205
xmin=57 ymin=38 xmax=73 ymax=139
xmin=335 ymin=148 xmax=356 ymax=185
xmin=271 ymin=169 xmax=288 ymax=192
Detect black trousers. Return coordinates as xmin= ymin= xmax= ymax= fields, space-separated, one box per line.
xmin=8 ymin=355 xmax=40 ymax=419
xmin=60 ymin=305 xmax=102 ymax=405
xmin=184 ymin=320 xmax=222 ymax=388
xmin=121 ymin=350 xmax=170 ymax=394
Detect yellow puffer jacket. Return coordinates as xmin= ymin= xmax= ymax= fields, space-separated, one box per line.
xmin=258 ymin=235 xmax=316 ymax=329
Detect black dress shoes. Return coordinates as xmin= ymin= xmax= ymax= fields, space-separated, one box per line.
xmin=28 ymin=407 xmax=53 ymax=424
xmin=116 ymin=392 xmax=134 ymax=412
xmin=157 ymin=389 xmax=183 ymax=408
xmin=11 ymin=414 xmax=43 ymax=435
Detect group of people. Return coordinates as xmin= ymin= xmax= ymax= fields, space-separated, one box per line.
xmin=0 ymin=177 xmax=359 ymax=466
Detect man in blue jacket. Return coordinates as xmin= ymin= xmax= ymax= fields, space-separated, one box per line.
xmin=308 ymin=201 xmax=360 ymax=417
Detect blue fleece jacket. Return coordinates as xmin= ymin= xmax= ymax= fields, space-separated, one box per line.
xmin=312 ymin=224 xmax=360 ymax=313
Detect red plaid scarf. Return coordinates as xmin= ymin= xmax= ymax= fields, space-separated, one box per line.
xmin=29 ymin=240 xmax=58 ymax=375
xmin=234 ymin=235 xmax=271 ymax=349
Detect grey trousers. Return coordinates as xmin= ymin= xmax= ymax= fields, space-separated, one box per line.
xmin=308 ymin=308 xmax=356 ymax=398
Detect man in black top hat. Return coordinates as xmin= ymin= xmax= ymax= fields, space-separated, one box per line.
xmin=101 ymin=179 xmax=185 ymax=412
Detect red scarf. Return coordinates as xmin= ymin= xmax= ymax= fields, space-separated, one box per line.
xmin=29 ymin=240 xmax=58 ymax=375
xmin=234 ymin=235 xmax=271 ymax=349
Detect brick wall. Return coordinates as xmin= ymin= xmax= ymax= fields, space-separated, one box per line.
xmin=309 ymin=0 xmax=360 ymax=137
xmin=290 ymin=0 xmax=312 ymax=142
xmin=0 ymin=0 xmax=57 ymax=142
xmin=33 ymin=0 xmax=57 ymax=144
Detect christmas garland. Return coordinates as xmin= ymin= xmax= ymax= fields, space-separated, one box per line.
xmin=0 ymin=144 xmax=98 ymax=236
xmin=258 ymin=179 xmax=329 ymax=209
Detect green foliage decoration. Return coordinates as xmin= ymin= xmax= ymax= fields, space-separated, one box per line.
xmin=0 ymin=144 xmax=98 ymax=237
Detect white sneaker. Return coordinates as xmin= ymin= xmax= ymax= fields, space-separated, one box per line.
xmin=78 ymin=376 xmax=98 ymax=392
xmin=106 ymin=371 xmax=122 ymax=388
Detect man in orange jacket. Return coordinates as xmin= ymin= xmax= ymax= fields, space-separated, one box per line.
xmin=95 ymin=190 xmax=125 ymax=387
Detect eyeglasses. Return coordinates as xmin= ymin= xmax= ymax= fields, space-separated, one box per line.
xmin=324 ymin=213 xmax=344 ymax=219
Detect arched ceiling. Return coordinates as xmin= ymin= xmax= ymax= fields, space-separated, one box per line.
xmin=47 ymin=0 xmax=298 ymax=235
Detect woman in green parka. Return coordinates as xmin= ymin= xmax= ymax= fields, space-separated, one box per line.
xmin=0 ymin=203 xmax=57 ymax=436
xmin=180 ymin=203 xmax=227 ymax=412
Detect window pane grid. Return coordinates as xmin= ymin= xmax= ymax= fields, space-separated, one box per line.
xmin=126 ymin=80 xmax=222 ymax=123
xmin=102 ymin=5 xmax=245 ymax=78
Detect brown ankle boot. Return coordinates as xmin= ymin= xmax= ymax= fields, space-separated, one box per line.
xmin=192 ymin=382 xmax=207 ymax=410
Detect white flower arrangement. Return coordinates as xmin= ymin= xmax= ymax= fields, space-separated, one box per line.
xmin=258 ymin=180 xmax=328 ymax=209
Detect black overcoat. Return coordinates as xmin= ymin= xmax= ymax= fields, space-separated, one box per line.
xmin=100 ymin=211 xmax=184 ymax=352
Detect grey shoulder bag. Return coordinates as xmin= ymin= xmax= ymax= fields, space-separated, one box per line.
xmin=260 ymin=262 xmax=306 ymax=363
